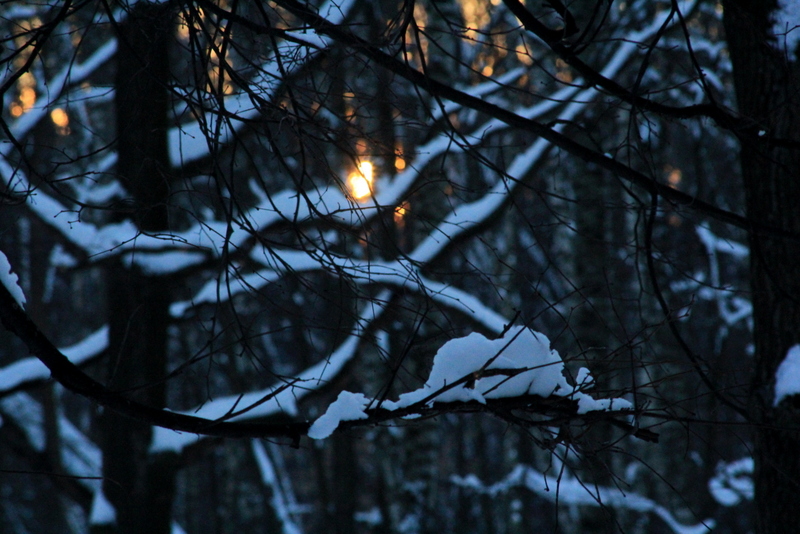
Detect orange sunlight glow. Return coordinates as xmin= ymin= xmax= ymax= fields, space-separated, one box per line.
xmin=348 ymin=161 xmax=374 ymax=201
xmin=51 ymin=108 xmax=69 ymax=128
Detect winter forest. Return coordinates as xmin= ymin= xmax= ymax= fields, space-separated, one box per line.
xmin=0 ymin=0 xmax=798 ymax=532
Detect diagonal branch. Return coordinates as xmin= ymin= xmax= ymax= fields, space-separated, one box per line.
xmin=271 ymin=0 xmax=800 ymax=243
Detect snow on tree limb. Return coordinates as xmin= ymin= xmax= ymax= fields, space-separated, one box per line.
xmin=307 ymin=327 xmax=637 ymax=440
xmin=0 ymin=325 xmax=108 ymax=396
xmin=0 ymin=250 xmax=25 ymax=310
xmin=452 ymin=464 xmax=714 ymax=534
xmin=0 ymin=273 xmax=653 ymax=452
xmin=774 ymin=345 xmax=800 ymax=407
xmin=251 ymin=440 xmax=303 ymax=534
xmin=150 ymin=288 xmax=392 ymax=451
xmin=708 ymin=457 xmax=754 ymax=507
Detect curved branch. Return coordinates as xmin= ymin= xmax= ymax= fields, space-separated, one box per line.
xmin=0 ymin=281 xmax=657 ymax=446
xmin=0 ymin=282 xmax=309 ymax=442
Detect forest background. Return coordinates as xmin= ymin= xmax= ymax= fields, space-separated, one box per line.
xmin=0 ymin=0 xmax=797 ymax=533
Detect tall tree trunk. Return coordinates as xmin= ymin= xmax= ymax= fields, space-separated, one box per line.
xmin=98 ymin=4 xmax=177 ymax=533
xmin=723 ymin=1 xmax=800 ymax=531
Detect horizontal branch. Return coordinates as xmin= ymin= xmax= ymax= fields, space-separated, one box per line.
xmin=0 ymin=280 xmax=656 ymax=447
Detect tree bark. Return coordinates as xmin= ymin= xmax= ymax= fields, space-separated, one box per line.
xmin=98 ymin=4 xmax=177 ymax=533
xmin=723 ymin=1 xmax=800 ymax=531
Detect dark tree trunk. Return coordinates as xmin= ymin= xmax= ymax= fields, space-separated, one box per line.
xmin=98 ymin=4 xmax=177 ymax=534
xmin=723 ymin=1 xmax=800 ymax=532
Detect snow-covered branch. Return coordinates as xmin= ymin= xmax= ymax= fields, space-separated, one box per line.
xmin=452 ymin=463 xmax=714 ymax=534
xmin=0 ymin=325 xmax=108 ymax=396
xmin=307 ymin=327 xmax=646 ymax=441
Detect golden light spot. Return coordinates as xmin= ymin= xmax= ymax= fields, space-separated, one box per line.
xmin=556 ymin=70 xmax=573 ymax=83
xmin=348 ymin=161 xmax=374 ymax=201
xmin=51 ymin=108 xmax=69 ymax=128
xmin=180 ymin=23 xmax=190 ymax=40
xmin=10 ymin=103 xmax=23 ymax=117
xmin=394 ymin=201 xmax=410 ymax=226
xmin=668 ymin=168 xmax=682 ymax=187
xmin=19 ymin=87 xmax=36 ymax=112
xmin=395 ymin=145 xmax=406 ymax=171
xmin=515 ymin=44 xmax=533 ymax=66
xmin=413 ymin=2 xmax=428 ymax=27
xmin=555 ymin=58 xmax=573 ymax=83
xmin=343 ymin=92 xmax=357 ymax=119
xmin=50 ymin=108 xmax=70 ymax=135
xmin=458 ymin=0 xmax=491 ymax=40
xmin=178 ymin=20 xmax=190 ymax=41
xmin=482 ymin=65 xmax=494 ymax=77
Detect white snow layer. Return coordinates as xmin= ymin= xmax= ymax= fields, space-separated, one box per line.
xmin=774 ymin=344 xmax=800 ymax=406
xmin=89 ymin=490 xmax=116 ymax=525
xmin=308 ymin=327 xmax=632 ymax=439
xmin=452 ymin=464 xmax=715 ymax=534
xmin=251 ymin=440 xmax=302 ymax=534
xmin=394 ymin=327 xmax=570 ymax=407
xmin=0 ymin=326 xmax=109 ymax=394
xmin=0 ymin=249 xmax=26 ymax=309
xmin=150 ymin=290 xmax=391 ymax=452
xmin=708 ymin=457 xmax=754 ymax=507
xmin=308 ymin=392 xmax=370 ymax=439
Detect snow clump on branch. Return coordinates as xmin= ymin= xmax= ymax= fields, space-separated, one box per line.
xmin=308 ymin=326 xmax=632 ymax=439
xmin=0 ymin=249 xmax=26 ymax=309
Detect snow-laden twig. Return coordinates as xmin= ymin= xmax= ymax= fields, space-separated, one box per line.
xmin=307 ymin=327 xmax=635 ymax=440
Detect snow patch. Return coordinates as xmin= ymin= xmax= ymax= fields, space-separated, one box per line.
xmin=0 ymin=249 xmax=26 ymax=309
xmin=708 ymin=457 xmax=754 ymax=507
xmin=354 ymin=507 xmax=383 ymax=526
xmin=251 ymin=440 xmax=303 ymax=534
xmin=89 ymin=489 xmax=116 ymax=525
xmin=308 ymin=327 xmax=632 ymax=440
xmin=452 ymin=463 xmax=715 ymax=534
xmin=577 ymin=395 xmax=633 ymax=415
xmin=308 ymin=391 xmax=370 ymax=439
xmin=390 ymin=327 xmax=571 ymax=408
xmin=0 ymin=326 xmax=109 ymax=394
xmin=774 ymin=344 xmax=800 ymax=406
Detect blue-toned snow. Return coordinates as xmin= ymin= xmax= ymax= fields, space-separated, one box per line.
xmin=307 ymin=327 xmax=631 ymax=440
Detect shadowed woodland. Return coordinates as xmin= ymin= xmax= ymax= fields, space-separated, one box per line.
xmin=1 ymin=0 xmax=799 ymax=533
